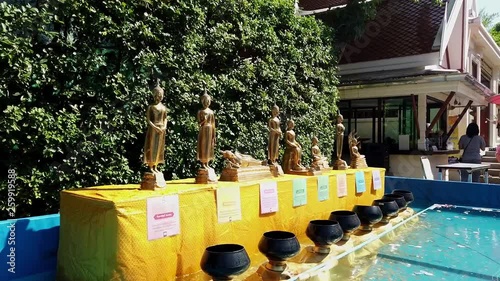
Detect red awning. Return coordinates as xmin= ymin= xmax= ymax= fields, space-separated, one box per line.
xmin=489 ymin=95 xmax=500 ymax=104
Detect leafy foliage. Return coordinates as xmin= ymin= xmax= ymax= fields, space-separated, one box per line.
xmin=480 ymin=8 xmax=499 ymax=31
xmin=316 ymin=0 xmax=383 ymax=46
xmin=0 ymin=0 xmax=339 ymax=218
xmin=478 ymin=8 xmax=500 ymax=46
xmin=491 ymin=23 xmax=500 ymax=46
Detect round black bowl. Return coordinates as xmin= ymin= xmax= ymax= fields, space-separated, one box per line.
xmin=353 ymin=205 xmax=383 ymax=230
xmin=200 ymin=244 xmax=250 ymax=280
xmin=329 ymin=210 xmax=361 ymax=241
xmin=382 ymin=194 xmax=407 ymax=211
xmin=372 ymin=199 xmax=399 ymax=223
xmin=392 ymin=189 xmax=414 ymax=206
xmin=258 ymin=231 xmax=300 ymax=262
xmin=306 ymin=220 xmax=343 ymax=253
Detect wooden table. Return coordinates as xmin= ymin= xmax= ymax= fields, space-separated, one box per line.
xmin=436 ymin=163 xmax=490 ymax=183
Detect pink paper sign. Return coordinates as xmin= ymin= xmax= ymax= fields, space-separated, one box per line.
xmin=260 ymin=181 xmax=279 ymax=214
xmin=146 ymin=195 xmax=180 ymax=241
xmin=337 ymin=173 xmax=347 ymax=197
xmin=372 ymin=170 xmax=382 ymax=191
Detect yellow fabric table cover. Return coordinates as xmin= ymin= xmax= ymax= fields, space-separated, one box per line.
xmin=57 ymin=168 xmax=385 ymax=281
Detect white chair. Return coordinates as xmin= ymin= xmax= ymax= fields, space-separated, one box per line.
xmin=420 ymin=156 xmax=434 ymax=180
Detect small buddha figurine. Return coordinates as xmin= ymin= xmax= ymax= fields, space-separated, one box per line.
xmin=311 ymin=136 xmax=329 ymax=170
xmin=141 ymin=85 xmax=167 ymax=190
xmin=282 ymin=120 xmax=306 ymax=173
xmin=334 ymin=114 xmax=348 ymax=170
xmin=197 ymin=92 xmax=216 ymax=169
xmin=143 ymin=86 xmax=167 ymax=173
xmin=268 ymin=105 xmax=282 ymax=165
xmin=195 ymin=91 xmax=217 ymax=183
xmin=348 ymin=131 xmax=368 ymax=169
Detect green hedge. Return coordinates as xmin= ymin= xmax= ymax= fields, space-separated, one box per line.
xmin=0 ymin=0 xmax=338 ymax=219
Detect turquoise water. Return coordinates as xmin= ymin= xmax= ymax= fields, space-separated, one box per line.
xmin=366 ymin=206 xmax=500 ymax=280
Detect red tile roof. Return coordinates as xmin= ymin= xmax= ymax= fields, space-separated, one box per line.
xmin=298 ymin=0 xmax=350 ymax=11
xmin=339 ymin=0 xmax=445 ymax=64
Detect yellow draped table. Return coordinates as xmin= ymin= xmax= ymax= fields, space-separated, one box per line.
xmin=57 ymin=168 xmax=385 ymax=281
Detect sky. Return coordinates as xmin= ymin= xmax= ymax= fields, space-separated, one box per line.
xmin=477 ymin=0 xmax=500 ymax=21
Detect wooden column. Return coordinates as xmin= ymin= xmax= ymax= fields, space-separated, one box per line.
xmin=411 ymin=94 xmax=420 ymax=139
xmin=426 ymin=92 xmax=455 ymax=136
xmin=445 ymin=100 xmax=473 ymax=143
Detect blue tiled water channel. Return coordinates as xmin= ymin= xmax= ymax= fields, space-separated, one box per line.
xmin=366 ymin=205 xmax=500 ymax=280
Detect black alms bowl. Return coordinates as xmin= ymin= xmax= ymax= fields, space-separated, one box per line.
xmin=329 ymin=210 xmax=361 ymax=238
xmin=392 ymin=189 xmax=414 ymax=206
xmin=258 ymin=231 xmax=300 ymax=262
xmin=306 ymin=220 xmax=344 ymax=247
xmin=382 ymin=194 xmax=407 ymax=211
xmin=352 ymin=205 xmax=383 ymax=226
xmin=372 ymin=199 xmax=399 ymax=219
xmin=200 ymin=244 xmax=250 ymax=280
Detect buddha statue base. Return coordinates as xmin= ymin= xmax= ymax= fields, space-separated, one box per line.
xmin=220 ymin=165 xmax=274 ymax=182
xmin=269 ymin=163 xmax=284 ymax=177
xmin=287 ymin=168 xmax=321 ymax=176
xmin=310 ymin=161 xmax=331 ymax=173
xmin=307 ymin=169 xmax=323 ymax=176
xmin=140 ymin=172 xmax=167 ymax=190
xmin=350 ymin=158 xmax=368 ymax=169
xmin=312 ymin=166 xmax=332 ymax=174
xmin=333 ymin=159 xmax=348 ymax=170
xmin=195 ymin=167 xmax=218 ymax=184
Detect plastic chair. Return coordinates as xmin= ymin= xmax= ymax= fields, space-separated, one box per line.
xmin=420 ymin=156 xmax=434 ymax=180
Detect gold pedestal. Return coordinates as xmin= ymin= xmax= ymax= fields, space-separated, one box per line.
xmin=140 ymin=172 xmax=166 ymax=190
xmin=195 ymin=168 xmax=218 ymax=184
xmin=333 ymin=159 xmax=348 ymax=170
xmin=58 ymin=168 xmax=386 ymax=281
xmin=269 ymin=164 xmax=284 ymax=177
xmin=307 ymin=169 xmax=323 ymax=176
xmin=286 ymin=169 xmax=315 ymax=176
xmin=312 ymin=166 xmax=332 ymax=174
xmin=351 ymin=158 xmax=368 ymax=169
xmin=219 ymin=165 xmax=274 ymax=182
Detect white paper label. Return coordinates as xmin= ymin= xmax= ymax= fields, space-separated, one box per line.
xmin=146 ymin=195 xmax=180 ymax=240
xmin=260 ymin=181 xmax=279 ymax=214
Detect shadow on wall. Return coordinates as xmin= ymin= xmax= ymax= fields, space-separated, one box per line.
xmin=385 ymin=176 xmax=500 ymax=208
xmin=0 ymin=214 xmax=59 ymax=281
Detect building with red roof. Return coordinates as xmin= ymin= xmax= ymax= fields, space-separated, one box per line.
xmin=299 ymin=0 xmax=500 ymax=180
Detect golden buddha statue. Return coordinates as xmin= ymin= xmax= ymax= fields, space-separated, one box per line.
xmin=222 ymin=150 xmax=265 ymax=169
xmin=311 ymin=136 xmax=330 ymax=171
xmin=141 ymin=86 xmax=167 ymax=190
xmin=195 ymin=92 xmax=217 ymax=183
xmin=348 ymin=130 xmax=368 ymax=169
xmin=283 ymin=120 xmax=307 ymax=173
xmin=197 ymin=92 xmax=216 ymax=169
xmin=219 ymin=150 xmax=273 ymax=181
xmin=268 ymin=105 xmax=282 ymax=165
xmin=143 ymin=86 xmax=167 ymax=172
xmin=333 ymin=113 xmax=348 ymax=170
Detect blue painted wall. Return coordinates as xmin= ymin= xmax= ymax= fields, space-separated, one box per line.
xmin=0 ymin=214 xmax=59 ymax=281
xmin=385 ymin=176 xmax=500 ymax=209
xmin=1 ymin=177 xmax=499 ymax=280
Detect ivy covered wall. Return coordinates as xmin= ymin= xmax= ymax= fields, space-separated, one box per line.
xmin=0 ymin=0 xmax=338 ymax=218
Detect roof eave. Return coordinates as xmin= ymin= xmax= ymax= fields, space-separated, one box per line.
xmin=470 ymin=18 xmax=500 ymax=66
xmin=297 ymin=0 xmax=374 ymax=16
